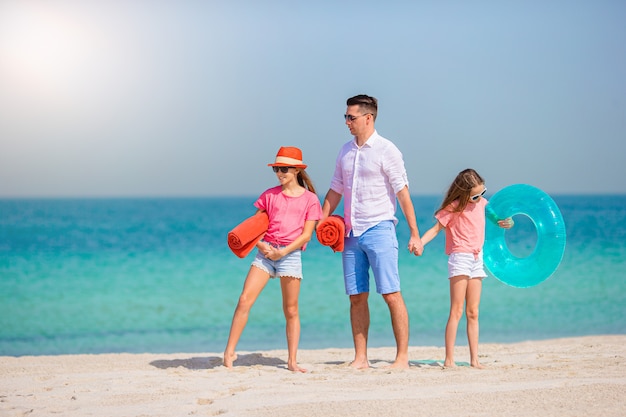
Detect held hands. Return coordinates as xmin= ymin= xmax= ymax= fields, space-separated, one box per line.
xmin=408 ymin=237 xmax=424 ymax=256
xmin=498 ymin=217 xmax=515 ymax=229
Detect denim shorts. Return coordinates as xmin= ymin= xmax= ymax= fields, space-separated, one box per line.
xmin=251 ymin=244 xmax=303 ymax=279
xmin=448 ymin=252 xmax=487 ymax=279
xmin=342 ymin=221 xmax=399 ymax=295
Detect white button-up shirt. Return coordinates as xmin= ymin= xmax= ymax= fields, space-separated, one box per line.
xmin=330 ymin=131 xmax=409 ymax=236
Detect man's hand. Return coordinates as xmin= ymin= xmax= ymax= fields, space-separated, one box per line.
xmin=408 ymin=238 xmax=424 ymax=256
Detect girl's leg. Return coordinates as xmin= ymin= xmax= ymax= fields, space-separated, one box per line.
xmin=465 ymin=277 xmax=484 ymax=368
xmin=224 ymin=266 xmax=271 ymax=368
xmin=444 ymin=275 xmax=469 ymax=367
xmin=280 ymin=276 xmax=306 ymax=373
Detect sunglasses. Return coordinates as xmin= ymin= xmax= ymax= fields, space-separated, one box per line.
xmin=272 ymin=166 xmax=295 ymax=173
xmin=471 ymin=187 xmax=487 ymax=201
xmin=344 ymin=113 xmax=372 ymax=122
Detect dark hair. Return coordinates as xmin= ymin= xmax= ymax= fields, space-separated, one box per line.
xmin=347 ymin=94 xmax=378 ymax=121
xmin=436 ymin=168 xmax=485 ymax=215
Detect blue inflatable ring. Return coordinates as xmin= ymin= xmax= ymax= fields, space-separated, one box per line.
xmin=483 ymin=184 xmax=566 ymax=288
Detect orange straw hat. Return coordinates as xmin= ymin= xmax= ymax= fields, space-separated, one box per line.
xmin=268 ymin=146 xmax=307 ymax=169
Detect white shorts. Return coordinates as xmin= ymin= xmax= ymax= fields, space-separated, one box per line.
xmin=448 ymin=252 xmax=487 ymax=279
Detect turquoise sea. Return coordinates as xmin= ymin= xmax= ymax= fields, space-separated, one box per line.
xmin=1 ymin=195 xmax=625 ymax=356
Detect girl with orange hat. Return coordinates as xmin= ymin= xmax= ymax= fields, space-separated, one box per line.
xmin=224 ymin=147 xmax=322 ymax=372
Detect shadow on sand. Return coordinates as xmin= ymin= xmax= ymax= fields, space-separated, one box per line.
xmin=149 ymin=353 xmax=287 ymax=370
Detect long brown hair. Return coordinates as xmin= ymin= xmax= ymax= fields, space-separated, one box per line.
xmin=296 ymin=169 xmax=316 ymax=194
xmin=436 ymin=168 xmax=485 ymax=215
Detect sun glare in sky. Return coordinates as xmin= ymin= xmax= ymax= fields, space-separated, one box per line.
xmin=0 ymin=4 xmax=96 ymax=99
xmin=0 ymin=1 xmax=624 ymax=197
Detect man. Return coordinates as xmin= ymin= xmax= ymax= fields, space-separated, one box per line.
xmin=321 ymin=94 xmax=423 ymax=369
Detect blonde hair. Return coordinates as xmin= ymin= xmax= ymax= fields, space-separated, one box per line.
xmin=436 ymin=168 xmax=485 ymax=215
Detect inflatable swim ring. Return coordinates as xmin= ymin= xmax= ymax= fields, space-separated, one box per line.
xmin=483 ymin=184 xmax=566 ymax=288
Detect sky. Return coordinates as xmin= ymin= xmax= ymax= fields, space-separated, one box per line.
xmin=0 ymin=0 xmax=625 ymax=198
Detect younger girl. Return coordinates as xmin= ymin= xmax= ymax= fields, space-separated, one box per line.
xmin=224 ymin=146 xmax=322 ymax=373
xmin=420 ymin=169 xmax=513 ymax=368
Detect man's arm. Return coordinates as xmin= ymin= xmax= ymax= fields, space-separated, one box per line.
xmin=397 ymin=186 xmax=423 ymax=256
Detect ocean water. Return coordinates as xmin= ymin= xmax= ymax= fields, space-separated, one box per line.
xmin=1 ymin=195 xmax=625 ymax=356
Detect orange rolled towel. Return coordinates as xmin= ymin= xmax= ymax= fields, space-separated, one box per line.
xmin=227 ymin=211 xmax=269 ymax=258
xmin=316 ymin=215 xmax=345 ymax=252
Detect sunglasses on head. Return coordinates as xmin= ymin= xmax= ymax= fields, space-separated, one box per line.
xmin=272 ymin=166 xmax=295 ymax=173
xmin=471 ymin=188 xmax=487 ymax=201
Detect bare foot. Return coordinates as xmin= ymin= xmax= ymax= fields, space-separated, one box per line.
xmin=471 ymin=361 xmax=485 ymax=369
xmin=223 ymin=351 xmax=237 ymax=368
xmin=350 ymin=359 xmax=370 ymax=369
xmin=443 ymin=359 xmax=456 ymax=368
xmin=386 ymin=360 xmax=409 ymax=370
xmin=288 ymin=363 xmax=307 ymax=373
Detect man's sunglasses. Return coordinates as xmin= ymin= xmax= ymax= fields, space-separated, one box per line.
xmin=344 ymin=113 xmax=372 ymax=122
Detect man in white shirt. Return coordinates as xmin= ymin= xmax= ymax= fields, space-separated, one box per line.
xmin=321 ymin=94 xmax=424 ymax=369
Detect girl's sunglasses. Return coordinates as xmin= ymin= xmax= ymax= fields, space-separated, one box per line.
xmin=471 ymin=188 xmax=487 ymax=201
xmin=272 ymin=166 xmax=295 ymax=173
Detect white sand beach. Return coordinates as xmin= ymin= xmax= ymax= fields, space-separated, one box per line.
xmin=1 ymin=335 xmax=625 ymax=417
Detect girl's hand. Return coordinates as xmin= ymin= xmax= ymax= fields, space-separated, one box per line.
xmin=258 ymin=242 xmax=273 ymax=257
xmin=408 ymin=237 xmax=424 ymax=256
xmin=498 ymin=218 xmax=515 ymax=229
xmin=265 ymin=245 xmax=284 ymax=261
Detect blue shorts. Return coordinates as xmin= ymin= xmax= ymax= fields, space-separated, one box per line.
xmin=251 ymin=245 xmax=303 ymax=279
xmin=448 ymin=252 xmax=487 ymax=279
xmin=342 ymin=221 xmax=400 ymax=295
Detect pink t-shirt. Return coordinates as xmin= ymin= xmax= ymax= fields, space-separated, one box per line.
xmin=254 ymin=186 xmax=322 ymax=250
xmin=435 ymin=198 xmax=487 ymax=256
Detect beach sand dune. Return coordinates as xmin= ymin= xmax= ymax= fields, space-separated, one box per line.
xmin=1 ymin=335 xmax=624 ymax=417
